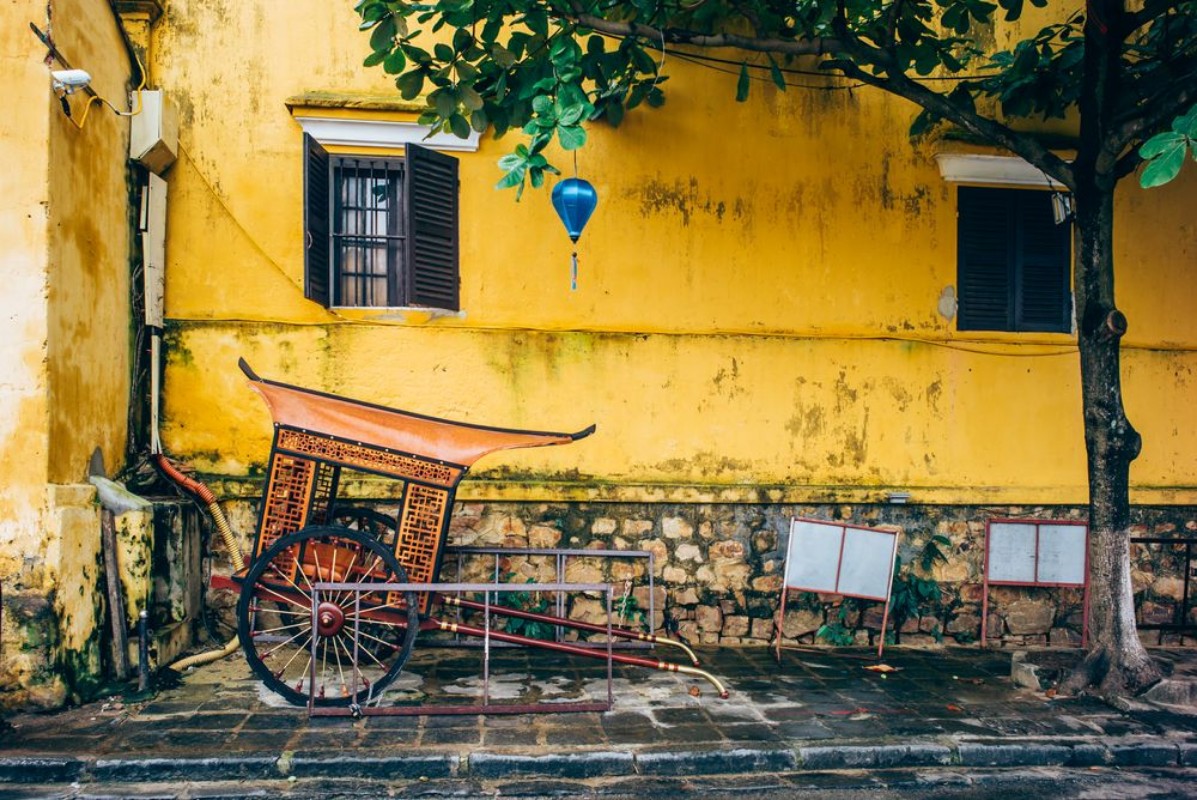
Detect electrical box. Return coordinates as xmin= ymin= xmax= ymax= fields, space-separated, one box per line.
xmin=130 ymin=90 xmax=177 ymax=175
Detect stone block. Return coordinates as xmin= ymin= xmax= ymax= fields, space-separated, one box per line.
xmin=591 ymin=518 xmax=617 ymax=535
xmin=785 ymin=605 xmax=823 ymax=637
xmin=623 ymin=519 xmax=654 ymax=537
xmin=638 ymin=538 xmax=668 ymax=576
xmin=529 ymin=525 xmax=562 ymax=548
xmin=1151 ymin=576 xmax=1185 ymax=602
xmin=723 ymin=615 xmax=750 ymax=637
xmin=663 ymin=517 xmax=694 ymax=540
xmin=696 ymin=604 xmax=723 ymax=632
xmin=752 ymin=575 xmax=783 ymax=593
xmin=663 ymin=566 xmax=689 ymax=584
xmin=672 ymin=587 xmax=700 ymax=605
xmin=675 ymin=543 xmax=704 ymax=562
xmin=750 ymin=617 xmax=774 ymax=641
xmin=676 ymin=620 xmax=699 ymax=641
xmin=1004 ymin=598 xmax=1055 ymax=634
xmin=710 ymin=539 xmax=747 ymax=562
xmin=754 ymin=530 xmax=777 ymax=553
xmin=947 ymin=613 xmax=980 ymax=634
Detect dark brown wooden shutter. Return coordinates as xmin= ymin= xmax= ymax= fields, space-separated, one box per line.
xmin=957 ymin=187 xmax=1071 ymax=333
xmin=1014 ymin=191 xmax=1071 ymax=332
xmin=404 ymin=143 xmax=459 ymax=310
xmin=303 ymin=133 xmax=332 ymax=306
xmin=957 ymin=187 xmax=1013 ymax=331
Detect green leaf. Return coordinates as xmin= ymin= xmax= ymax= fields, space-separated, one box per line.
xmin=557 ymin=103 xmax=585 ymax=126
xmin=1140 ymin=142 xmax=1187 ymax=188
xmin=396 ymin=70 xmax=425 ymax=100
xmin=363 ymin=50 xmax=387 ymax=68
xmin=382 ymin=49 xmax=407 ymax=74
xmin=1140 ymin=131 xmax=1185 ymax=160
xmin=434 ymin=42 xmax=455 ymax=62
xmin=768 ymin=56 xmax=786 ymax=91
xmin=369 ymin=16 xmax=396 ymax=51
xmin=460 ymin=85 xmax=484 ymax=111
xmin=531 ymin=95 xmax=555 ymax=116
xmin=496 ymin=167 xmax=526 ymax=190
xmin=558 ymin=124 xmax=587 ymax=150
xmin=1174 ymin=106 xmax=1197 ymax=137
xmin=736 ymin=62 xmax=750 ymax=102
xmin=433 ymin=88 xmax=457 ymax=117
xmin=449 ymin=112 xmax=471 ymax=139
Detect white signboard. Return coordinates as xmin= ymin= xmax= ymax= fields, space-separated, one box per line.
xmin=986 ymin=520 xmax=1087 ymax=586
xmin=784 ymin=519 xmax=899 ymax=602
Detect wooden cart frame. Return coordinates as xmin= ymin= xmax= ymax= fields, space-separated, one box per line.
xmin=224 ymin=360 xmax=726 ymax=707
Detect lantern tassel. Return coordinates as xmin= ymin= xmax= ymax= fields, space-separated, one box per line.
xmin=571 ymin=251 xmax=578 ymax=291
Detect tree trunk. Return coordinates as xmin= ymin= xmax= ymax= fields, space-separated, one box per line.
xmin=1060 ymin=183 xmax=1161 ymax=698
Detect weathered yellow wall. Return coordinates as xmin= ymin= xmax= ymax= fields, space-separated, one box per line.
xmin=0 ymin=0 xmax=134 ymax=707
xmin=153 ymin=1 xmax=1197 ymax=506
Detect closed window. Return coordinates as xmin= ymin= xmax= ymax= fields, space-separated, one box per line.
xmin=303 ymin=134 xmax=459 ymax=310
xmin=957 ymin=186 xmax=1071 ymax=333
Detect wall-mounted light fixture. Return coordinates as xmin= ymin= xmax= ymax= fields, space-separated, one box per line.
xmin=1051 ymin=192 xmax=1074 ymax=225
xmin=50 ymin=69 xmax=92 ymax=94
xmin=886 ymin=492 xmax=911 ymax=504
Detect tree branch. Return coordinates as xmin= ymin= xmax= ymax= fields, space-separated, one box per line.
xmin=836 ymin=43 xmax=1078 ymax=188
xmin=1111 ymin=53 xmax=1197 ymax=149
xmin=570 ymin=12 xmax=840 ymax=56
xmin=1122 ymin=0 xmax=1188 ymax=37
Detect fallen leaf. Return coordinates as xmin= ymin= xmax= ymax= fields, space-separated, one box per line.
xmin=1045 ymin=688 xmax=1058 ymax=698
xmin=946 ymin=704 xmax=964 ymax=712
xmin=688 ymin=686 xmax=701 ymax=697
xmin=864 ymin=664 xmax=901 ymax=673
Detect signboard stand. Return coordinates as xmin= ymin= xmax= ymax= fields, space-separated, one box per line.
xmin=982 ymin=519 xmax=1089 ymax=648
xmin=774 ymin=518 xmax=901 ymax=660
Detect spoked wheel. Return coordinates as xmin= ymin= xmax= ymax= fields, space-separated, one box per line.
xmin=237 ymin=525 xmax=419 ymax=706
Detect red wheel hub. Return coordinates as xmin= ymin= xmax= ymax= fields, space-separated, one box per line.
xmin=316 ymin=601 xmax=345 ymax=637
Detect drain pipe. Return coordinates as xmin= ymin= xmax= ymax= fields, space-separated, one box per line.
xmin=154 ymin=452 xmax=246 ymax=670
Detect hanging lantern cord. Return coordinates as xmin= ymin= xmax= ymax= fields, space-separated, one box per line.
xmin=571 ymin=250 xmax=579 ymax=291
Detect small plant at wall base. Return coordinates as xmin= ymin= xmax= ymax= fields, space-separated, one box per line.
xmin=816 ymin=598 xmax=863 ymax=646
xmin=888 ymin=534 xmax=951 ymax=644
xmin=494 ymin=579 xmax=556 ymax=641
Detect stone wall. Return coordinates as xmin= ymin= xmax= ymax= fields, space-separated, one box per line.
xmin=206 ymin=500 xmax=1197 ymax=650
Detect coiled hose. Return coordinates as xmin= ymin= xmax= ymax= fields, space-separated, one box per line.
xmin=154 ymin=454 xmax=245 ymax=670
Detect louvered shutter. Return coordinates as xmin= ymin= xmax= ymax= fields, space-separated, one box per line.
xmin=1014 ymin=191 xmax=1071 ymax=332
xmin=957 ymin=187 xmax=1013 ymax=331
xmin=303 ymin=133 xmax=332 ymax=306
xmin=404 ymin=143 xmax=459 ymax=310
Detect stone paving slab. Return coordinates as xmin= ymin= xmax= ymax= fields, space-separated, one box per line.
xmin=2 ymin=646 xmax=1196 ymax=787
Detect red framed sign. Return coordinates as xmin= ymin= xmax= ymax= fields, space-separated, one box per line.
xmin=775 ymin=518 xmax=901 ymax=659
xmin=982 ymin=519 xmax=1089 ymax=647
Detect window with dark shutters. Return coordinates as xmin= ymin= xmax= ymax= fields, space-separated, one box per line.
xmin=303 ymin=138 xmax=459 ymax=310
xmin=957 ymin=186 xmax=1071 ymax=333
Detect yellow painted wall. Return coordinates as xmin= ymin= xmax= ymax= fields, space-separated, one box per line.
xmin=0 ymin=0 xmax=134 ymax=707
xmin=153 ymin=1 xmax=1197 ymax=506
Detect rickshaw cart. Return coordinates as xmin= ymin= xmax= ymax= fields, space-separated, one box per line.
xmin=222 ymin=360 xmax=726 ymax=708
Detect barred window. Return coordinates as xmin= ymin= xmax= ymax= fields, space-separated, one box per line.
xmin=303 ymin=134 xmax=459 ymax=310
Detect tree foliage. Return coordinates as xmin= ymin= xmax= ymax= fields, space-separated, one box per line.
xmin=356 ymin=0 xmax=1196 ymax=191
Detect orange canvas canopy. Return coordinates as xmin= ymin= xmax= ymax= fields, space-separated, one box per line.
xmin=240 ymin=359 xmax=595 ymax=468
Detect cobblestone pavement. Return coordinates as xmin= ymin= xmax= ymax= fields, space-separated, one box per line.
xmin=2 ymin=645 xmax=1196 ymax=790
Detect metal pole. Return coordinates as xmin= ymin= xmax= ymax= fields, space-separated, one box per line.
xmin=137 ymin=610 xmax=150 ymax=693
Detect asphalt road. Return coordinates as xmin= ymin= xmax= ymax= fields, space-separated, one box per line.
xmin=3 ymin=766 xmax=1195 ymax=799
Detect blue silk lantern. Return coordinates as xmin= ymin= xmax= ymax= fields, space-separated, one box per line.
xmin=551 ymin=177 xmax=598 ymax=290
